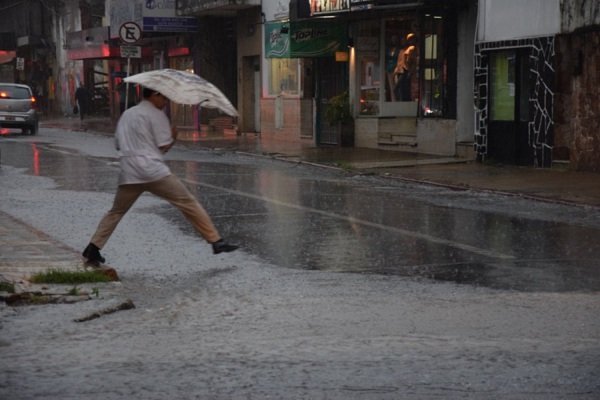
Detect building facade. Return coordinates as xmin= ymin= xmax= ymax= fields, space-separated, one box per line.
xmin=474 ymin=0 xmax=599 ymax=171
xmin=258 ymin=0 xmax=478 ymax=158
xmin=555 ymin=0 xmax=600 ymax=172
xmin=474 ymin=0 xmax=560 ymax=167
xmin=2 ymin=0 xmax=598 ymax=172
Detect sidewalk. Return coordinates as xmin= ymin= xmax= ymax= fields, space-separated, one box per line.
xmin=2 ymin=116 xmax=599 ymax=287
xmin=0 ymin=211 xmax=83 ymax=284
xmin=41 ymin=115 xmax=600 ymax=208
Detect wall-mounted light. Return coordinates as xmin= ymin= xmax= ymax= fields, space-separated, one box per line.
xmin=335 ymin=51 xmax=349 ymax=62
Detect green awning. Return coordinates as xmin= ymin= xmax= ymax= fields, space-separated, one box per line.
xmin=265 ymin=20 xmax=347 ymax=58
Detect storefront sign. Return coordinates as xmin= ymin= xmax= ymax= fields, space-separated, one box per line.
xmin=143 ymin=0 xmax=198 ymax=32
xmin=265 ymin=20 xmax=346 ymax=58
xmin=310 ymin=0 xmax=421 ymax=15
xmin=16 ymin=57 xmax=24 ymax=70
xmin=310 ymin=0 xmax=349 ymax=14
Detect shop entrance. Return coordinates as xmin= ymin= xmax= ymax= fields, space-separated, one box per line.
xmin=487 ymin=49 xmax=532 ymax=165
xmin=315 ymin=57 xmax=347 ymax=145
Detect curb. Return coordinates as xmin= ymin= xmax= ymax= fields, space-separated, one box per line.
xmin=234 ymin=150 xmax=600 ymax=210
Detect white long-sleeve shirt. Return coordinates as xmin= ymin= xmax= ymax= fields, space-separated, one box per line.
xmin=115 ymin=100 xmax=173 ymax=185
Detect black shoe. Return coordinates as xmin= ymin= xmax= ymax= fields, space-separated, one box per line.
xmin=82 ymin=243 xmax=106 ymax=265
xmin=212 ymin=239 xmax=238 ymax=254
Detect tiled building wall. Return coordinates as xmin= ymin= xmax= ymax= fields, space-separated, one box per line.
xmin=474 ymin=37 xmax=555 ymax=167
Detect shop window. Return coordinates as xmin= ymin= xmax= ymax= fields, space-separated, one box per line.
xmin=356 ymin=20 xmax=380 ymax=116
xmin=383 ymin=17 xmax=419 ymax=104
xmin=420 ymin=12 xmax=456 ymax=118
xmin=359 ymin=55 xmax=380 ymax=115
xmin=489 ymin=51 xmax=516 ymax=121
xmin=421 ymin=15 xmax=442 ymax=116
xmin=268 ymin=58 xmax=300 ymax=96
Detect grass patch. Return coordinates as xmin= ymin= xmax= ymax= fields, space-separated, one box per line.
xmin=30 ymin=269 xmax=111 ymax=284
xmin=336 ymin=161 xmax=355 ymax=171
xmin=0 ymin=281 xmax=15 ymax=293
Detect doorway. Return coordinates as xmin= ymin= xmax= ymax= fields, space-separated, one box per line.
xmin=487 ymin=50 xmax=532 ymax=165
xmin=315 ymin=57 xmax=347 ymax=145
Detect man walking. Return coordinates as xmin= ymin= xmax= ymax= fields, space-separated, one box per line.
xmin=75 ymin=84 xmax=90 ymax=122
xmin=82 ymin=87 xmax=238 ymax=265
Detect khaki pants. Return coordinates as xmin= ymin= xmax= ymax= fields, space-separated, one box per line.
xmin=90 ymin=174 xmax=221 ymax=248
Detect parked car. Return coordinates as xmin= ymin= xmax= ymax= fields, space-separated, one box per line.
xmin=0 ymin=83 xmax=39 ymax=135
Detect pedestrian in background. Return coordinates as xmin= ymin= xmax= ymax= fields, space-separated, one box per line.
xmin=75 ymin=85 xmax=90 ymax=122
xmin=82 ymin=86 xmax=238 ymax=265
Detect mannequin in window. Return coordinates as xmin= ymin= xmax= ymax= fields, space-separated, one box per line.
xmin=385 ymin=34 xmax=402 ymax=102
xmin=394 ymin=33 xmax=417 ymax=101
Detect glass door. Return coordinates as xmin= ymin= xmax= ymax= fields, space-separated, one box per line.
xmin=488 ymin=50 xmax=532 ymax=165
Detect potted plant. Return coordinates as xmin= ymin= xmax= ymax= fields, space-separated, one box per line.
xmin=324 ymin=91 xmax=354 ymax=147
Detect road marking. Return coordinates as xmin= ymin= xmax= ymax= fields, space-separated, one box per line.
xmin=4 ymin=140 xmax=513 ymax=260
xmin=182 ymin=178 xmax=515 ymax=260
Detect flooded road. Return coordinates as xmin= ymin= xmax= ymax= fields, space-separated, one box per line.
xmin=1 ymin=129 xmax=600 ymax=399
xmin=2 ymin=132 xmax=599 ymax=292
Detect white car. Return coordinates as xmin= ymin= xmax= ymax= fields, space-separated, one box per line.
xmin=0 ymin=83 xmax=39 ymax=135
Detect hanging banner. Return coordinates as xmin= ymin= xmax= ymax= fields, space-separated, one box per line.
xmin=265 ymin=20 xmax=346 ymax=58
xmin=265 ymin=21 xmax=290 ymax=58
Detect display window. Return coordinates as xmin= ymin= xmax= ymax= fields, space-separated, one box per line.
xmin=356 ymin=20 xmax=380 ymax=116
xmin=383 ymin=16 xmax=419 ymax=104
xmin=354 ymin=10 xmax=457 ymax=118
xmin=268 ymin=58 xmax=301 ymax=96
xmin=420 ymin=13 xmax=445 ymax=117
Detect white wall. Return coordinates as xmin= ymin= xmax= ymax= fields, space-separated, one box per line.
xmin=478 ymin=0 xmax=560 ymax=42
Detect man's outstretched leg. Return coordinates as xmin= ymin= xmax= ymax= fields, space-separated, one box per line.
xmin=83 ymin=184 xmax=143 ymax=265
xmin=147 ymin=175 xmax=238 ymax=254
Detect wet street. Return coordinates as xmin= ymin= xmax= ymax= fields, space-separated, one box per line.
xmin=1 ymin=128 xmax=599 ymax=399
xmin=2 ymin=128 xmax=599 ymax=292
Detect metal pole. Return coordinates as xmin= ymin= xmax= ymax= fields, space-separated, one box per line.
xmin=125 ymin=57 xmax=131 ymax=110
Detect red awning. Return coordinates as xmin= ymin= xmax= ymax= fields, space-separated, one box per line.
xmin=0 ymin=50 xmax=16 ymax=64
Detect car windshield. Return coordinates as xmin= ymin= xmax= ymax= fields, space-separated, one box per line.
xmin=0 ymin=85 xmax=31 ymax=99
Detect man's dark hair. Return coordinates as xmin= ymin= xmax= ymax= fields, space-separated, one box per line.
xmin=142 ymin=87 xmax=155 ymax=98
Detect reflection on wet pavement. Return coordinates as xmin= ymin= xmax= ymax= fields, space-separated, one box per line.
xmin=2 ymin=139 xmax=600 ymax=292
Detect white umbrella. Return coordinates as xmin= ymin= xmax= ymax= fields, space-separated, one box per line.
xmin=124 ymin=68 xmax=238 ymax=117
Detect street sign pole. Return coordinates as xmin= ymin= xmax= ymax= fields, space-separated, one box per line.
xmin=119 ymin=21 xmax=142 ymax=111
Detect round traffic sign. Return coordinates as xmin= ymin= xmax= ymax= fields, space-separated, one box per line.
xmin=119 ymin=22 xmax=142 ymax=44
